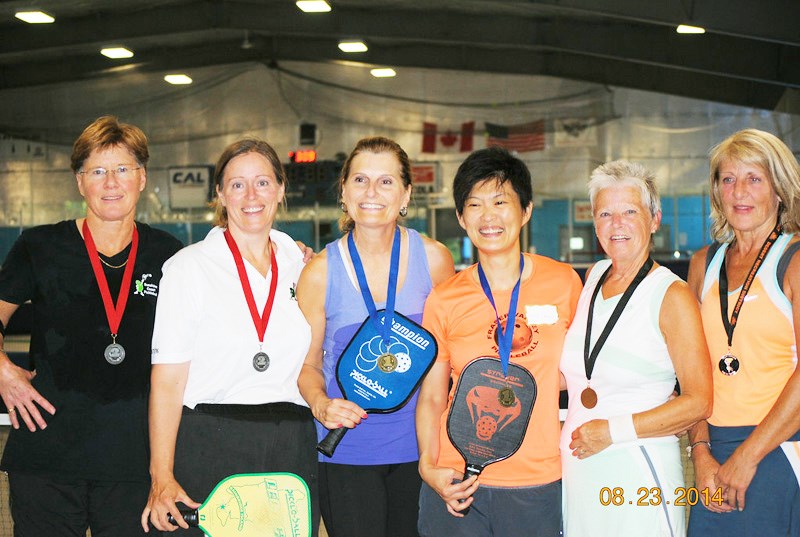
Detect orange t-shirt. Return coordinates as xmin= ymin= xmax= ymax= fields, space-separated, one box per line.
xmin=422 ymin=254 xmax=582 ymax=487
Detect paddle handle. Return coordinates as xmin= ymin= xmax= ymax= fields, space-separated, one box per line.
xmin=167 ymin=508 xmax=199 ymax=527
xmin=317 ymin=426 xmax=348 ymax=457
xmin=458 ymin=464 xmax=483 ymax=515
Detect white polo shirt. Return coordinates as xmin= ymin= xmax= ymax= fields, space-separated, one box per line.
xmin=151 ymin=226 xmax=311 ymax=408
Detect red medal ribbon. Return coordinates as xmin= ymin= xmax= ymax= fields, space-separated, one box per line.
xmin=223 ymin=229 xmax=278 ymax=345
xmin=82 ymin=220 xmax=139 ymax=337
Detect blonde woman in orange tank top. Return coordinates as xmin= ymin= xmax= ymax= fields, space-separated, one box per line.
xmin=686 ymin=129 xmax=800 ymax=537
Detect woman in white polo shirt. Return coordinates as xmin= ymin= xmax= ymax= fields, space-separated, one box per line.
xmin=141 ymin=139 xmax=317 ymax=535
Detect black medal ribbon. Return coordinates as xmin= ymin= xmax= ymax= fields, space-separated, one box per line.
xmin=717 ymin=224 xmax=781 ymax=376
xmin=582 ymin=256 xmax=654 ymax=407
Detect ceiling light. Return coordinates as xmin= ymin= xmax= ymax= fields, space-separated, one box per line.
xmin=676 ymin=24 xmax=705 ymax=34
xmin=338 ymin=40 xmax=368 ymax=53
xmin=370 ymin=68 xmax=396 ymax=78
xmin=101 ymin=47 xmax=134 ymax=59
xmin=296 ymin=1 xmax=331 ymax=13
xmin=15 ymin=11 xmax=55 ymax=24
xmin=164 ymin=74 xmax=193 ymax=85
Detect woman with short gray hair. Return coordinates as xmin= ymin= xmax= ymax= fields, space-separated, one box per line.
xmin=560 ymin=159 xmax=712 ymax=536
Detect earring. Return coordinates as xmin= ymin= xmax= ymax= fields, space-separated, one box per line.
xmin=340 ymin=202 xmax=348 ymax=213
xmin=399 ymin=206 xmax=408 ymax=217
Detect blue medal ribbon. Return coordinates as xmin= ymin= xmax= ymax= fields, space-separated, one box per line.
xmin=347 ymin=226 xmax=401 ymax=345
xmin=477 ymin=253 xmax=523 ymax=377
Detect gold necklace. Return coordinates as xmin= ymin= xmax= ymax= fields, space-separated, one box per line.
xmin=98 ymin=256 xmax=128 ymax=269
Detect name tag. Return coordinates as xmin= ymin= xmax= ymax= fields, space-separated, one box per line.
xmin=525 ymin=304 xmax=558 ymax=325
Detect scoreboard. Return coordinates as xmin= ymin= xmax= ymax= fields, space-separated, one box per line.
xmin=284 ymin=160 xmax=342 ymax=206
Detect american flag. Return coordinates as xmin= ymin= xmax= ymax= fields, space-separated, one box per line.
xmin=485 ymin=120 xmax=545 ymax=152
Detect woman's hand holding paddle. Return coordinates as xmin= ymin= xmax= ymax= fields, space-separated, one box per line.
xmin=311 ymin=395 xmax=366 ymax=430
xmin=419 ymin=461 xmax=479 ymax=517
xmin=142 ymin=474 xmax=200 ymax=532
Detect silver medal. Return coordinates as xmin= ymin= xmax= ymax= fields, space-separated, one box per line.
xmin=253 ymin=352 xmax=270 ymax=372
xmin=104 ymin=343 xmax=125 ymax=365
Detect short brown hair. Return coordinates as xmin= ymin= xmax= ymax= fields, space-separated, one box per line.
xmin=708 ymin=129 xmax=800 ymax=241
xmin=338 ymin=137 xmax=412 ymax=233
xmin=71 ymin=116 xmax=148 ymax=173
xmin=211 ymin=138 xmax=287 ymax=227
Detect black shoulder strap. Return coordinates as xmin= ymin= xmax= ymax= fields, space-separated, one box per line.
xmin=777 ymin=239 xmax=800 ymax=294
xmin=705 ymin=241 xmax=723 ymax=273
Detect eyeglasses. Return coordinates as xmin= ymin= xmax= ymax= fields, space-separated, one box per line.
xmin=78 ymin=165 xmax=141 ymax=179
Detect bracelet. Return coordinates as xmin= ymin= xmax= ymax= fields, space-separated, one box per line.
xmin=608 ymin=414 xmax=638 ymax=444
xmin=686 ymin=440 xmax=711 ymax=457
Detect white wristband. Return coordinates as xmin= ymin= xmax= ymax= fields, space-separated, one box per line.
xmin=608 ymin=414 xmax=637 ymax=444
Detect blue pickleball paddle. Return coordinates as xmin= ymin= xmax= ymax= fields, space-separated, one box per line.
xmin=317 ymin=309 xmax=438 ymax=457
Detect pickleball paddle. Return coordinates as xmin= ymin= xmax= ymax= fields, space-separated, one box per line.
xmin=317 ymin=309 xmax=438 ymax=457
xmin=446 ymin=357 xmax=536 ymax=513
xmin=167 ymin=472 xmax=311 ymax=537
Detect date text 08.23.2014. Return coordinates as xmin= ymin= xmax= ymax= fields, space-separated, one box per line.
xmin=598 ymin=487 xmax=724 ymax=507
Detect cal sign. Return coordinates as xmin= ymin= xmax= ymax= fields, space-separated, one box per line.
xmin=169 ymin=166 xmax=213 ymax=209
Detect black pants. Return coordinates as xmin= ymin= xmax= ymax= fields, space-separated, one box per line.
xmin=174 ymin=402 xmax=320 ymax=537
xmin=8 ymin=472 xmax=156 ymax=537
xmin=319 ymin=460 xmax=422 ymax=537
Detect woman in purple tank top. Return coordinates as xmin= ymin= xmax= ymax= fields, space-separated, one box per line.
xmin=297 ymin=137 xmax=454 ymax=537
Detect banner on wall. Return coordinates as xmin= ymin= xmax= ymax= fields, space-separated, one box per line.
xmin=412 ymin=163 xmax=438 ymax=193
xmin=169 ymin=165 xmax=214 ymax=209
xmin=554 ymin=118 xmax=597 ymax=148
xmin=573 ymin=200 xmax=593 ymax=223
xmin=0 ymin=136 xmax=46 ymax=160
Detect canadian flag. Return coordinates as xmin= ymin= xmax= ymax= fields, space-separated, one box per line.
xmin=422 ymin=121 xmax=474 ymax=153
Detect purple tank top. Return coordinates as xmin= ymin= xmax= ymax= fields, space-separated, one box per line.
xmin=318 ymin=228 xmax=433 ymax=464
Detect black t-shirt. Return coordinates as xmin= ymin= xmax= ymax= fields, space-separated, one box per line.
xmin=0 ymin=220 xmax=183 ymax=481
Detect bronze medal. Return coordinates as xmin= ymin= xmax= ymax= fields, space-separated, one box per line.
xmin=104 ymin=342 xmax=126 ymax=365
xmin=377 ymin=352 xmax=398 ymax=373
xmin=718 ymin=354 xmax=739 ymax=376
xmin=253 ymin=351 xmax=270 ymax=372
xmin=580 ymin=386 xmax=597 ymax=409
xmin=498 ymin=387 xmax=516 ymax=407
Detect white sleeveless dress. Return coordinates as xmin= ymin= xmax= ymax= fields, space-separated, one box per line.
xmin=560 ymin=260 xmax=685 ymax=537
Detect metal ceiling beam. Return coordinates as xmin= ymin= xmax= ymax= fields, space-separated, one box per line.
xmin=1 ymin=35 xmax=789 ymax=113
xmin=2 ymin=2 xmax=795 ymax=88
xmin=0 ymin=0 xmax=796 ymax=111
xmin=517 ymin=0 xmax=800 ymax=46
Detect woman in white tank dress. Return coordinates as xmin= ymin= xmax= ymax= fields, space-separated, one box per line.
xmin=559 ymin=160 xmax=713 ymax=537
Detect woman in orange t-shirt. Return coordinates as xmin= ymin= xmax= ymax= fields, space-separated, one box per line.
xmin=416 ymin=147 xmax=582 ymax=536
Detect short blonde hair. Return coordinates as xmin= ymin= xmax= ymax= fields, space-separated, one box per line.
xmin=708 ymin=129 xmax=800 ymax=242
xmin=588 ymin=160 xmax=661 ymax=217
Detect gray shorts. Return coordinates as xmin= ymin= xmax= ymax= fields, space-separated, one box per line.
xmin=418 ymin=479 xmax=562 ymax=537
